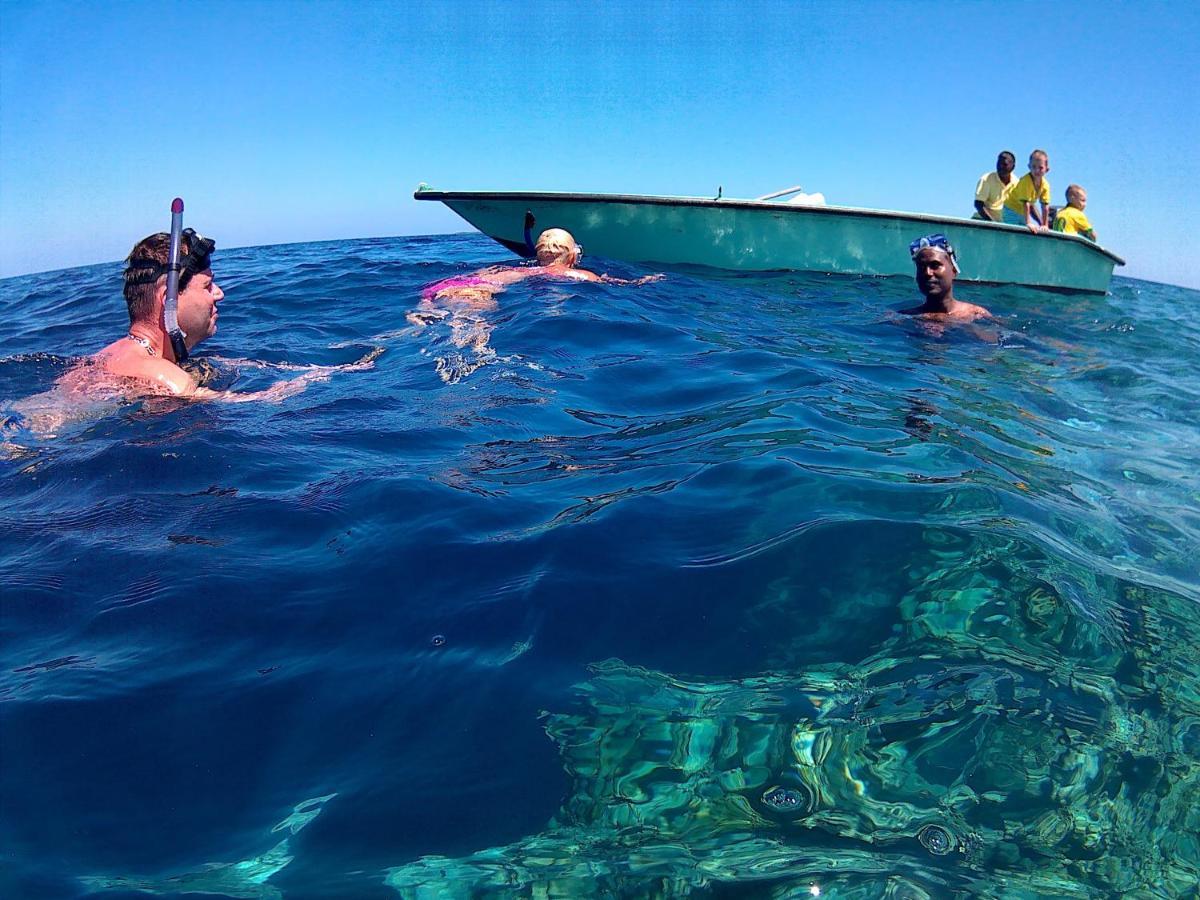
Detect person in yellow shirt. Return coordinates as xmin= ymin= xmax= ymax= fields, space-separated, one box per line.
xmin=1002 ymin=149 xmax=1052 ymax=233
xmin=972 ymin=151 xmax=1019 ymax=222
xmin=1052 ymin=185 xmax=1098 ymax=242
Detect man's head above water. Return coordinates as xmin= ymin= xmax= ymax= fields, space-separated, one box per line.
xmin=909 ymin=233 xmax=959 ymax=301
xmin=914 ymin=249 xmax=957 ymax=302
xmin=123 ymin=229 xmax=224 ymax=350
xmin=124 ymin=230 xmax=213 ymax=318
xmin=6 ymin=213 xmax=379 ymax=432
xmin=902 ymin=233 xmax=990 ymax=323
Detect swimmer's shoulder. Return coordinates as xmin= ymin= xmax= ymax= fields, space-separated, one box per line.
xmin=141 ymin=359 xmax=202 ymax=395
xmin=940 ymin=299 xmax=993 ymax=321
xmin=476 ymin=265 xmax=510 ymax=279
xmin=562 ymin=268 xmax=601 ymax=282
xmin=96 ymin=350 xmax=198 ymax=396
xmin=483 ymin=266 xmax=533 ymax=285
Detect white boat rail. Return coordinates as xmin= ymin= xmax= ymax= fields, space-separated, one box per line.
xmin=755 ymin=185 xmax=806 ymax=201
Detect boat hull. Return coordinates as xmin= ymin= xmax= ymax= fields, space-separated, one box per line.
xmin=415 ymin=189 xmax=1124 ymax=294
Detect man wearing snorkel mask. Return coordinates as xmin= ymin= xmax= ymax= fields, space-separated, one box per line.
xmin=104 ymin=229 xmax=224 ymax=394
xmin=901 ymin=234 xmax=992 ymax=323
xmin=2 ymin=222 xmax=380 ymax=442
xmin=82 ymin=228 xmax=376 ymax=401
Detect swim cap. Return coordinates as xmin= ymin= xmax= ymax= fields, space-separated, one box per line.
xmin=909 ymin=233 xmax=960 ymax=274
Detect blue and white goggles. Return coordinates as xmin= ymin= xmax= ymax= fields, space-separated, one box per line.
xmin=909 ymin=233 xmax=960 ymax=273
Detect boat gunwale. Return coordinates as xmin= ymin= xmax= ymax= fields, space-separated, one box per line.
xmin=414 ymin=189 xmax=1125 ymax=267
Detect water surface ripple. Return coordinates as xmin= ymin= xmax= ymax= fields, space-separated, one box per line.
xmin=2 ymin=234 xmax=1198 ymax=898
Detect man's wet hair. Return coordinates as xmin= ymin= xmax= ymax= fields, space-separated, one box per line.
xmin=999 ymin=150 xmax=1016 ymax=165
xmin=122 ymin=231 xmax=214 ymax=324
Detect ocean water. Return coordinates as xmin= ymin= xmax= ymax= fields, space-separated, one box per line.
xmin=1 ymin=233 xmax=1198 ymax=899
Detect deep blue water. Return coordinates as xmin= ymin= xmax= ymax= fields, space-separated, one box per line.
xmin=2 ymin=234 xmax=1199 ymax=899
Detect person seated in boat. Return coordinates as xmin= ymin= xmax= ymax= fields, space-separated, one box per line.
xmin=1052 ymin=184 xmax=1098 ymax=242
xmin=901 ymin=234 xmax=992 ymax=323
xmin=972 ymin=151 xmax=1019 ymax=223
xmin=8 ymin=226 xmax=379 ymax=436
xmin=1002 ymin=150 xmax=1052 ymax=233
xmin=418 ymin=228 xmax=660 ymax=309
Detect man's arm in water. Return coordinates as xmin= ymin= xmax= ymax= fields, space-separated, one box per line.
xmin=599 ymin=273 xmax=664 ymax=285
xmin=176 ymin=348 xmax=382 ymax=403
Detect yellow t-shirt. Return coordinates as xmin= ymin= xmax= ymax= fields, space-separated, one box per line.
xmin=1053 ymin=206 xmax=1094 ymax=236
xmin=1004 ymin=173 xmax=1052 ymax=214
xmin=973 ymin=171 xmax=1020 ymax=221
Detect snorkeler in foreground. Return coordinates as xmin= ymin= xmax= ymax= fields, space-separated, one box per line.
xmin=901 ymin=234 xmax=992 ymax=323
xmin=61 ymin=210 xmax=377 ymax=403
xmin=4 ymin=205 xmax=379 ymax=443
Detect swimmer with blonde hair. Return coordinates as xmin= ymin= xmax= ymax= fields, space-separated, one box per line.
xmin=534 ymin=228 xmax=589 ymax=268
xmin=418 ymin=228 xmax=660 ymax=309
xmin=532 ymin=228 xmax=662 ymax=286
xmin=410 ymin=228 xmax=662 ymax=383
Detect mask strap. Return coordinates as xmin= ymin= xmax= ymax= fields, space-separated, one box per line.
xmin=163 ymin=197 xmax=189 ymax=362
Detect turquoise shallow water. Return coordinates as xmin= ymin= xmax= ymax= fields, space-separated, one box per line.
xmin=1 ymin=234 xmax=1199 ymax=898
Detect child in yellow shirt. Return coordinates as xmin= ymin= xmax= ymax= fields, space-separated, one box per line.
xmin=1002 ymin=149 xmax=1052 ymax=233
xmin=1052 ymin=185 xmax=1097 ymax=242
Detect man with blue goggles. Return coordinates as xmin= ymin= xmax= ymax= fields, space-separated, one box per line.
xmin=901 ymin=234 xmax=992 ymax=324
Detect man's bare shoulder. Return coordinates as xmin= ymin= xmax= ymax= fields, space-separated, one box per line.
xmin=560 ymin=268 xmax=601 ymax=282
xmin=88 ymin=344 xmax=197 ymax=396
xmin=951 ymin=301 xmax=993 ymax=321
xmin=900 ymin=301 xmax=992 ymax=322
xmin=481 ymin=267 xmax=531 ymax=286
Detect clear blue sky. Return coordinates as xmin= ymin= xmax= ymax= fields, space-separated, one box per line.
xmin=2 ymin=1 xmax=1197 ymax=288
